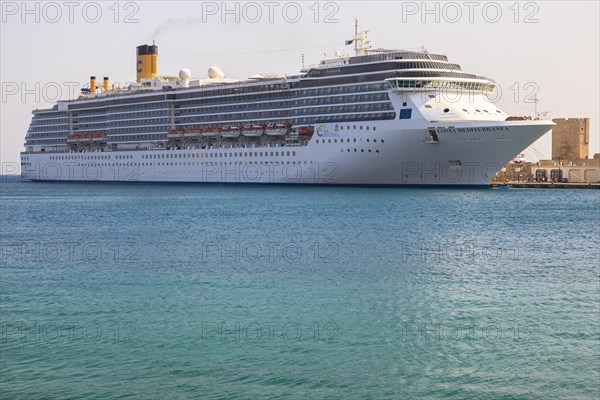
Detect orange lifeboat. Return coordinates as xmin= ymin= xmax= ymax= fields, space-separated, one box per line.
xmin=92 ymin=132 xmax=107 ymax=141
xmin=242 ymin=123 xmax=265 ymax=137
xmin=202 ymin=127 xmax=221 ymax=138
xmin=221 ymin=125 xmax=242 ymax=138
xmin=184 ymin=128 xmax=202 ymax=138
xmin=266 ymin=122 xmax=290 ymax=136
xmin=298 ymin=126 xmax=314 ymax=136
xmin=168 ymin=129 xmax=185 ymax=139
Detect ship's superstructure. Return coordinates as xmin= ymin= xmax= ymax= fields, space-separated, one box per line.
xmin=20 ymin=24 xmax=554 ymax=186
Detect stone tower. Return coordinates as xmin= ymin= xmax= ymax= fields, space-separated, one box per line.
xmin=552 ymin=118 xmax=590 ymax=160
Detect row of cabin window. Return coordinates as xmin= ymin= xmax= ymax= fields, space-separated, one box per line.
xmin=142 ymin=150 xmax=297 ymax=159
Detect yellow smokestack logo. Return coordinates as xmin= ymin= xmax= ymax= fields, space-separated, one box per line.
xmin=136 ymin=44 xmax=158 ymax=83
xmin=103 ymin=77 xmax=109 ymax=92
xmin=90 ymin=76 xmax=97 ymax=94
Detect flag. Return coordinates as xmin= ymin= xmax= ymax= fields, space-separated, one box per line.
xmin=345 ymin=39 xmax=354 ymax=45
xmin=399 ymin=109 xmax=412 ymax=120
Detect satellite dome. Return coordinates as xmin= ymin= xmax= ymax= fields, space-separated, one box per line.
xmin=179 ymin=68 xmax=192 ymax=81
xmin=208 ymin=66 xmax=224 ymax=79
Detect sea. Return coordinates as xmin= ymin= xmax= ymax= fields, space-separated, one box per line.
xmin=1 ymin=178 xmax=598 ymax=399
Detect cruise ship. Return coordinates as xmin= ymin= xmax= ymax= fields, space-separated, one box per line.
xmin=20 ymin=24 xmax=554 ymax=187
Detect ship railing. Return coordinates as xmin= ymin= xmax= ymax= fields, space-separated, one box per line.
xmin=169 ymin=86 xmax=388 ymax=111
xmin=385 ymin=78 xmax=496 ymax=94
xmin=175 ymin=97 xmax=391 ymax=116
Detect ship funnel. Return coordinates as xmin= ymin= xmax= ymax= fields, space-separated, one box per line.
xmin=90 ymin=76 xmax=97 ymax=94
xmin=136 ymin=44 xmax=158 ymax=83
xmin=103 ymin=77 xmax=109 ymax=92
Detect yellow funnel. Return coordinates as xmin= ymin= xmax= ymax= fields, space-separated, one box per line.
xmin=136 ymin=44 xmax=158 ymax=83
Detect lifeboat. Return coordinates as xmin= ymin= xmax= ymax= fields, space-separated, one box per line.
xmin=242 ymin=123 xmax=265 ymax=137
xmin=167 ymin=129 xmax=185 ymax=139
xmin=79 ymin=134 xmax=93 ymax=142
xmin=221 ymin=125 xmax=242 ymax=138
xmin=298 ymin=125 xmax=315 ymax=136
xmin=184 ymin=128 xmax=203 ymax=138
xmin=202 ymin=127 xmax=221 ymax=138
xmin=93 ymin=132 xmax=107 ymax=141
xmin=67 ymin=135 xmax=80 ymax=143
xmin=265 ymin=122 xmax=290 ymax=136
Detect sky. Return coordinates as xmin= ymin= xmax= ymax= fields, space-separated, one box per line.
xmin=1 ymin=1 xmax=599 ymax=169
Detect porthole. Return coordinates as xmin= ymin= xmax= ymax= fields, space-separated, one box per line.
xmin=376 ymin=150 xmax=380 ymax=153
xmin=443 ymin=108 xmax=449 ymax=113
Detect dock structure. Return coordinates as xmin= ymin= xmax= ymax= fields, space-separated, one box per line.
xmin=492 ymin=117 xmax=599 ymax=187
xmin=491 ymin=182 xmax=599 ymax=189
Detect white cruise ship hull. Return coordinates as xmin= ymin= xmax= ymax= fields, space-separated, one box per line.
xmin=21 ymin=120 xmax=553 ymax=187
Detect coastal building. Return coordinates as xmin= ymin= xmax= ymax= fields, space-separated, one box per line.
xmin=552 ymin=118 xmax=590 ymax=160
xmin=530 ymin=154 xmax=600 ymax=183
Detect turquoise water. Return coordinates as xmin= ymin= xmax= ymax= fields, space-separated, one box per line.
xmin=1 ymin=179 xmax=598 ymax=399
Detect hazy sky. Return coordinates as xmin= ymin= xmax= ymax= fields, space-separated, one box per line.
xmin=1 ymin=1 xmax=599 ymax=169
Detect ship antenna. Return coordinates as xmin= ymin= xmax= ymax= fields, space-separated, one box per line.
xmin=354 ymin=18 xmax=358 ymax=56
xmin=421 ymin=46 xmax=432 ymax=60
xmin=352 ymin=19 xmax=371 ymax=57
